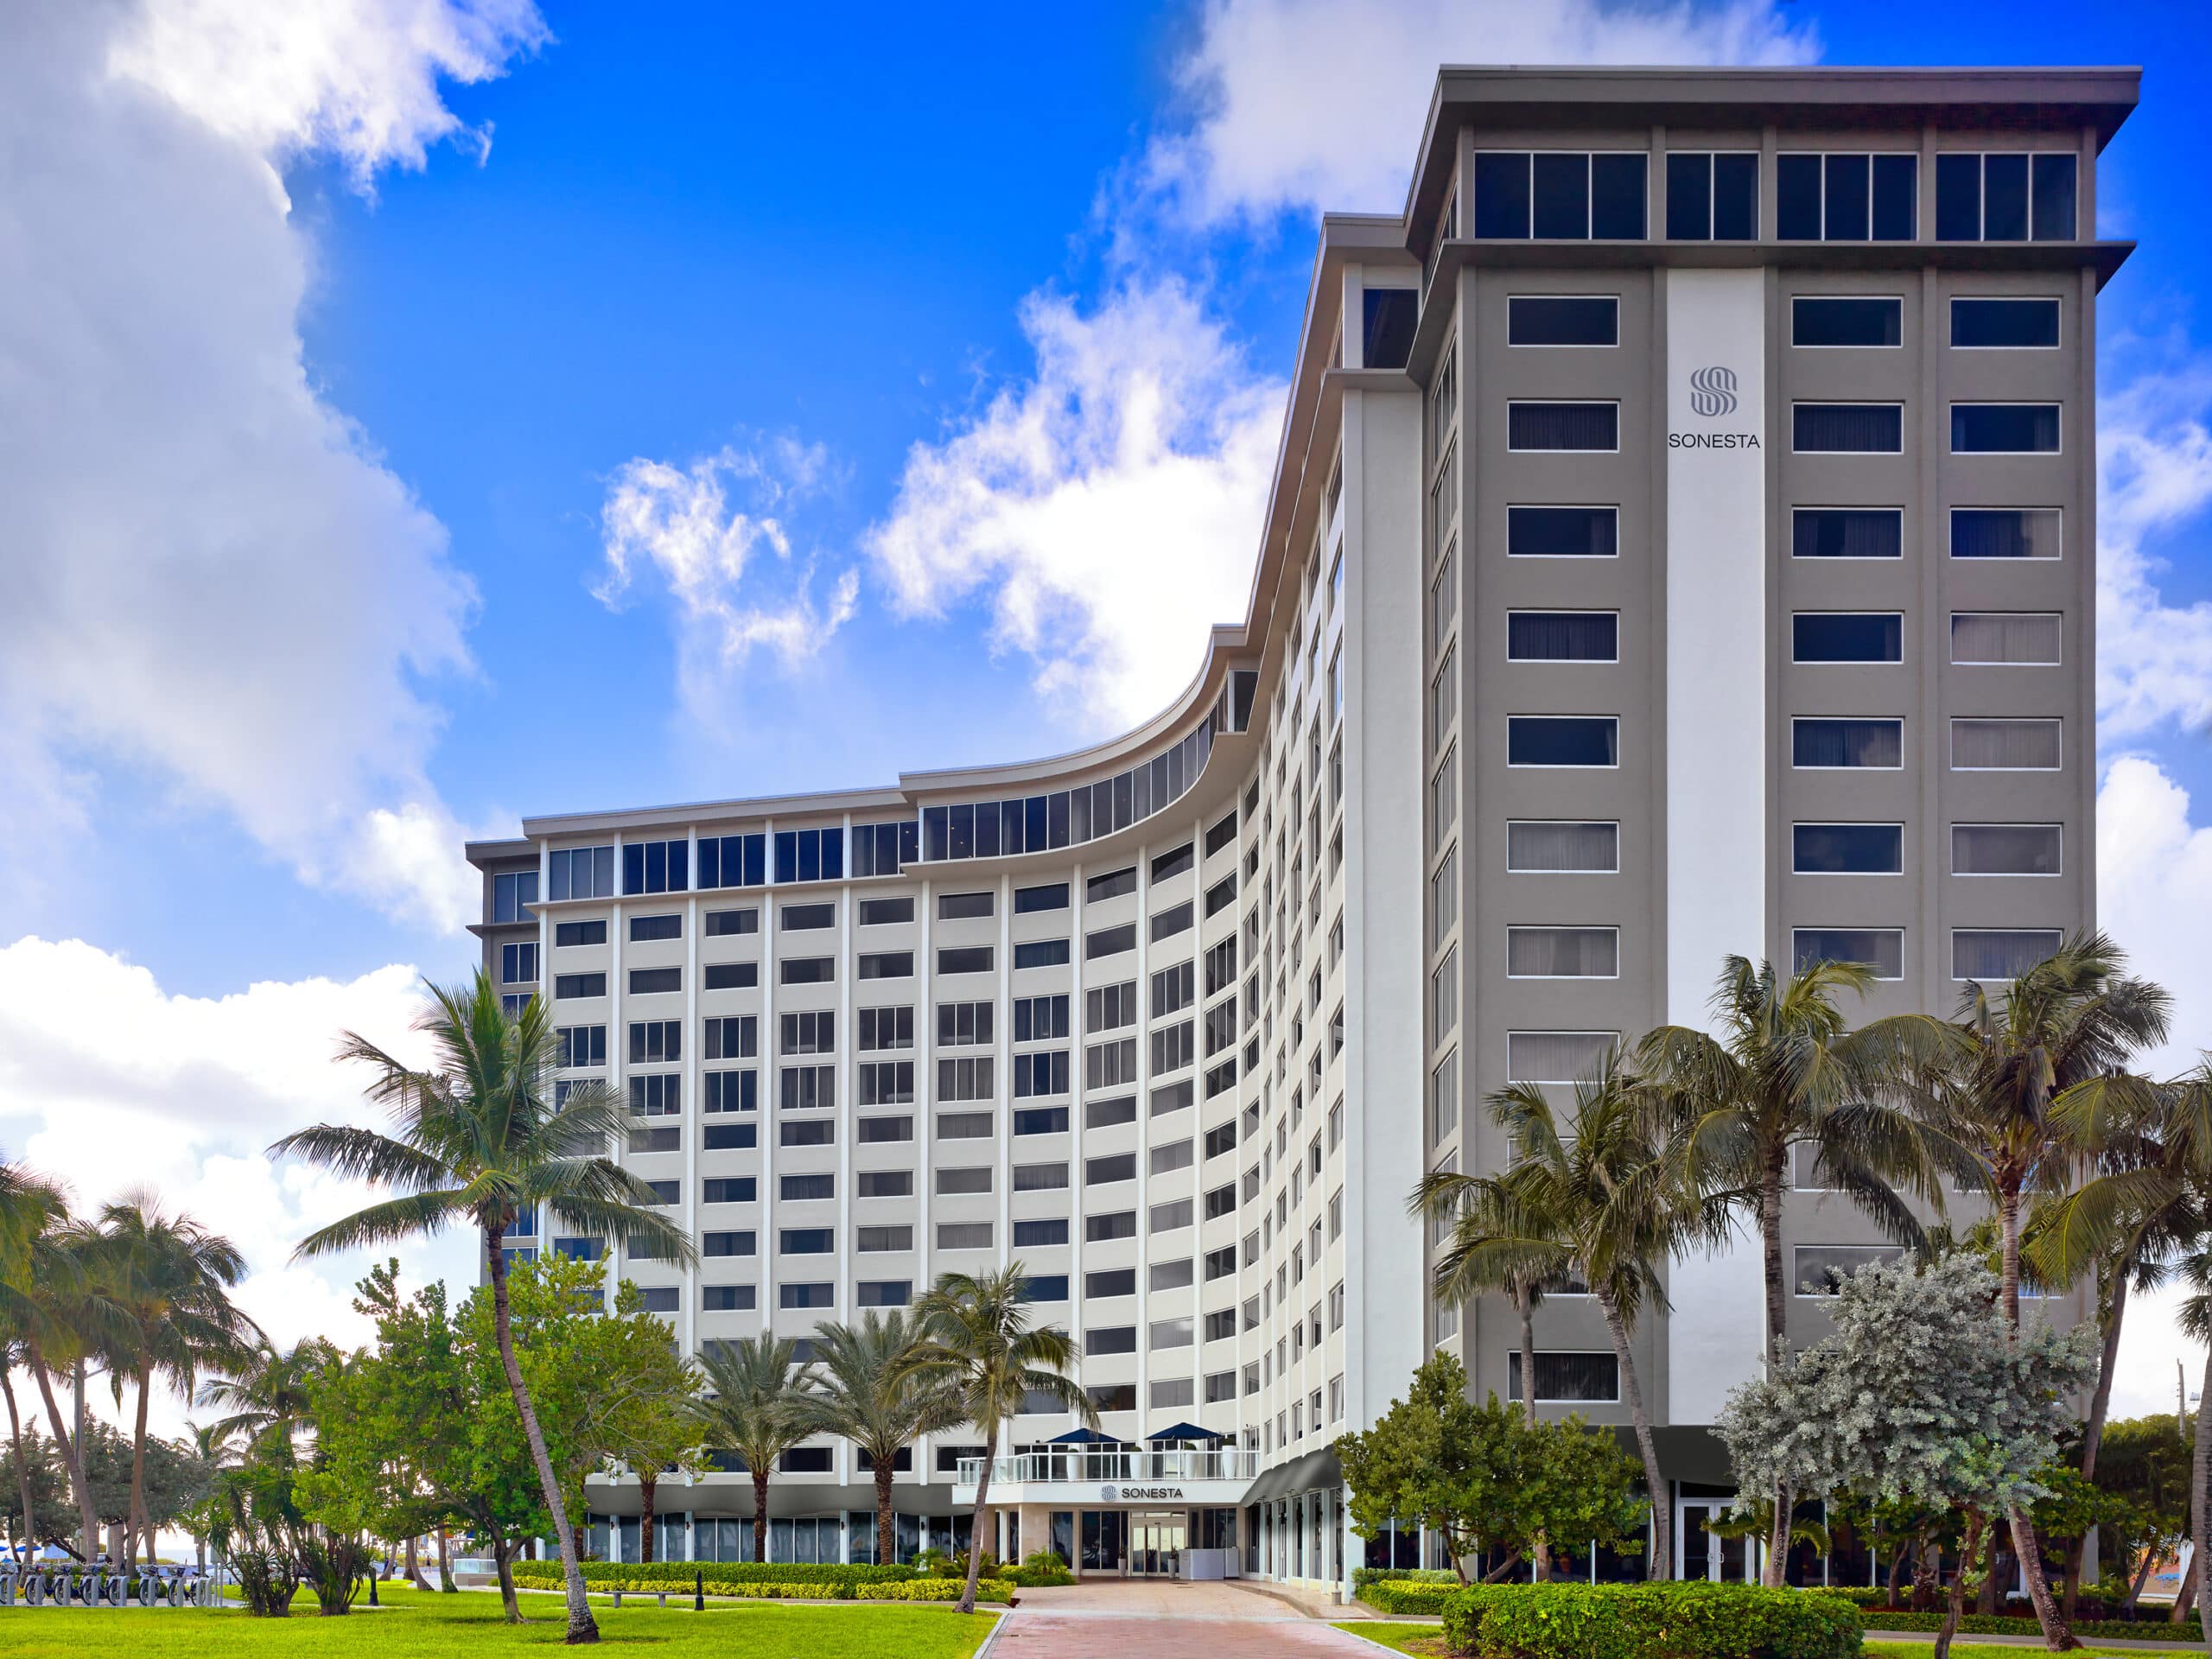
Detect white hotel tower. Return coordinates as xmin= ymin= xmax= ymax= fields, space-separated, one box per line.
xmin=470 ymin=65 xmax=2129 ymax=1598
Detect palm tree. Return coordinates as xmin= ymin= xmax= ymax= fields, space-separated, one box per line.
xmin=907 ymin=1265 xmax=1094 ymax=1613
xmin=99 ymin=1193 xmax=255 ymax=1566
xmin=1410 ymin=1167 xmax=1561 ymax=1431
xmin=197 ymin=1336 xmax=336 ymax=1458
xmin=268 ymin=970 xmax=695 ymax=1645
xmin=1910 ymin=930 xmax=2171 ymax=1650
xmin=686 ymin=1335 xmax=817 ymax=1562
xmin=1421 ymin=1047 xmax=1726 ymax=1584
xmin=8 ymin=1205 xmax=124 ymax=1561
xmin=795 ymin=1312 xmax=963 ymax=1567
xmin=1637 ymin=956 xmax=1967 ymax=1581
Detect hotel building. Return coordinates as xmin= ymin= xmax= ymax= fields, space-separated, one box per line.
xmin=467 ymin=64 xmax=2133 ymax=1596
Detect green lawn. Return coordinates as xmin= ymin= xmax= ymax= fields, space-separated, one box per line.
xmin=0 ymin=1584 xmax=998 ymax=1657
xmin=1332 ymin=1624 xmax=1451 ymax=1656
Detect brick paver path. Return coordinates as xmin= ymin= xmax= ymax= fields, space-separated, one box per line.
xmin=993 ymin=1580 xmax=1384 ymax=1656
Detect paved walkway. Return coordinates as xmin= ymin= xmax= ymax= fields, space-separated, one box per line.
xmin=994 ymin=1580 xmax=1383 ymax=1656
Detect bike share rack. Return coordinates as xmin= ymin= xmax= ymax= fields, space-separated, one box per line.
xmin=0 ymin=1564 xmax=218 ymax=1608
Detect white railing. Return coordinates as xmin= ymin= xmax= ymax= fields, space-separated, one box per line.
xmin=955 ymin=1448 xmax=1258 ymax=1487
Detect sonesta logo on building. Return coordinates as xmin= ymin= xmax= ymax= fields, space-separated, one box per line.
xmin=1670 ymin=365 xmax=1760 ymax=448
xmin=1101 ymin=1484 xmax=1185 ymax=1502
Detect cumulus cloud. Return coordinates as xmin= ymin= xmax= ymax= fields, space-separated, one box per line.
xmin=598 ymin=439 xmax=861 ymax=718
xmin=0 ymin=0 xmax=542 ymax=935
xmin=0 ymin=938 xmax=476 ymax=1435
xmin=1147 ymin=0 xmax=1817 ymax=225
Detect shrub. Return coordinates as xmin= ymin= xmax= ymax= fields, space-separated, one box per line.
xmin=855 ymin=1578 xmax=1017 ymax=1603
xmin=507 ymin=1560 xmax=914 ymax=1598
xmin=1851 ymin=1607 xmax=2201 ymax=1644
xmin=1440 ymin=1582 xmax=1861 ymax=1659
xmin=1354 ymin=1567 xmax=1460 ymax=1593
xmin=1008 ymin=1550 xmax=1075 ymax=1588
xmin=1362 ymin=1579 xmax=1463 ymax=1617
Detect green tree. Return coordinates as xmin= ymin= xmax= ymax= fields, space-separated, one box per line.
xmin=5 ymin=1197 xmax=124 ymax=1560
xmin=797 ymin=1311 xmax=963 ymax=1567
xmin=269 ymin=970 xmax=694 ymax=1645
xmin=908 ymin=1264 xmax=1094 ymax=1613
xmin=687 ymin=1335 xmax=817 ymax=1563
xmin=573 ymin=1281 xmax=701 ymax=1565
xmin=1638 ymin=956 xmax=1965 ymax=1582
xmin=1717 ymin=1255 xmax=2099 ymax=1659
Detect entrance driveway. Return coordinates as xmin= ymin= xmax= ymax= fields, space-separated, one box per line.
xmin=994 ymin=1580 xmax=1382 ymax=1656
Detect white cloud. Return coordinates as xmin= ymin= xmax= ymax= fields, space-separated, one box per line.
xmin=597 ymin=440 xmax=861 ymax=719
xmin=0 ymin=938 xmax=477 ymax=1438
xmin=0 ymin=0 xmax=542 ymax=936
xmin=1148 ymin=0 xmax=1817 ymax=225
xmin=866 ymin=279 xmax=1283 ymax=732
xmin=2096 ymin=358 xmax=2212 ymax=745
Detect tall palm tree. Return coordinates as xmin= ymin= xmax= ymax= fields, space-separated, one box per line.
xmin=99 ymin=1193 xmax=256 ymax=1566
xmin=1421 ymin=1047 xmax=1726 ymax=1584
xmin=10 ymin=1208 xmax=123 ymax=1561
xmin=1638 ymin=956 xmax=1967 ymax=1581
xmin=795 ymin=1312 xmax=963 ymax=1567
xmin=268 ymin=970 xmax=695 ymax=1646
xmin=686 ymin=1335 xmax=817 ymax=1562
xmin=907 ymin=1265 xmax=1094 ymax=1613
xmin=1910 ymin=930 xmax=2171 ymax=1651
xmin=1409 ymin=1167 xmax=1561 ymax=1429
xmin=197 ymin=1336 xmax=335 ymax=1459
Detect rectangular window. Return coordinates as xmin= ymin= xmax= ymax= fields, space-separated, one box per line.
xmin=1936 ymin=151 xmax=2076 ymax=242
xmin=546 ymin=845 xmax=616 ymax=902
xmin=703 ymin=1070 xmax=757 ymax=1113
xmin=856 ymin=1006 xmax=912 ymax=1052
xmin=855 ymin=951 xmax=912 ymax=981
xmin=1793 ymin=403 xmax=1903 ymax=453
xmin=1149 ymin=1198 xmax=1194 ymax=1232
xmin=1204 ymin=874 xmax=1237 ymax=918
xmin=1430 ymin=947 xmax=1458 ymax=1040
xmin=1791 ymin=718 xmax=1902 ymax=769
xmin=856 ymin=1060 xmax=914 ymax=1105
xmin=1793 ymin=1243 xmax=1907 ymax=1297
xmin=1791 ymin=507 xmax=1902 ymax=560
xmin=627 ymin=967 xmax=680 ymax=996
xmin=554 ymin=1025 xmax=606 ymax=1068
xmin=779 ymin=1283 xmax=834 ymax=1311
xmin=1792 ymin=296 xmax=1903 ymax=347
xmin=1014 ymin=1161 xmax=1070 ymax=1192
xmin=1793 ymin=613 xmax=1902 ymax=664
xmin=1149 ymin=1317 xmax=1194 ymax=1351
xmin=781 ymin=1173 xmax=834 ymax=1203
xmin=702 ymin=962 xmax=757 ymax=991
xmin=621 ymin=838 xmax=690 ymax=897
xmin=859 ymin=1169 xmax=914 ymax=1198
xmin=1953 ymin=823 xmax=2063 ymax=877
xmin=1151 ymin=1078 xmax=1194 ymax=1117
xmin=1953 ymin=929 xmax=2064 ymax=982
xmin=1506 ymin=927 xmax=1619 ymax=979
xmin=554 ymin=972 xmax=606 ymax=1001
xmin=1363 ymin=285 xmax=1417 ymax=370
xmin=492 ymin=868 xmax=539 ymax=924
xmin=1084 ymin=1039 xmax=1138 ymax=1092
xmin=1014 ymin=881 xmax=1070 ymax=914
xmin=1506 ymin=611 xmax=1618 ymax=663
xmin=1019 ymin=993 xmax=1074 ymax=1040
xmin=1507 ymin=295 xmax=1618 ymax=346
xmin=938 ymin=1000 xmax=995 ymax=1048
xmin=1014 ymin=1218 xmax=1069 ymax=1248
xmin=1013 ymin=1051 xmax=1069 ymax=1096
xmin=1507 ymin=716 xmax=1618 ymax=767
xmin=1507 ymin=401 xmax=1618 ymax=452
xmin=1013 ymin=938 xmax=1070 ymax=971
xmin=629 ymin=913 xmax=682 ymax=944
xmin=1086 ymin=1268 xmax=1135 ymax=1299
xmin=856 ymin=1116 xmax=912 ymax=1144
xmin=696 ymin=833 xmax=768 ymax=892
xmin=1085 ymin=923 xmax=1136 ymax=961
xmin=1792 ymin=928 xmax=1904 ymax=980
xmin=1205 ymin=812 xmax=1238 ymax=857
xmin=938 ymin=890 xmax=995 ymax=921
xmin=553 ymin=919 xmax=605 ymax=948
xmin=779 ymin=957 xmax=833 ymax=986
xmin=704 ymin=906 xmax=758 ymax=938
xmin=1087 ymin=866 xmax=1136 ymax=904
xmin=779 ymin=1065 xmax=835 ymax=1110
xmin=858 ymin=896 xmax=913 ymax=926
xmin=702 ymin=1231 xmax=756 ymax=1257
xmin=1506 ymin=505 xmax=1617 ymax=558
xmin=1505 ymin=1031 xmax=1614 ymax=1084
xmin=780 ymin=1118 xmax=833 ymax=1147
xmin=1507 ymin=1351 xmax=1622 ymax=1403
xmin=857 ymin=1281 xmax=914 ymax=1307
xmin=1777 ymin=151 xmax=1916 ymax=240
xmin=1151 ymin=1020 xmax=1194 ymax=1076
xmin=1951 ymin=612 xmax=2062 ymax=665
xmin=771 ymin=826 xmax=844 ymax=885
xmin=1952 ymin=297 xmax=2061 ymax=348
xmin=937 ymin=1222 xmax=994 ymax=1250
xmin=1086 ymin=1096 xmax=1136 ymax=1131
xmin=701 ymin=1178 xmax=757 ymax=1205
xmin=1085 ymin=1211 xmax=1136 ymax=1243
xmin=1952 ymin=404 xmax=2061 ymax=454
xmin=1951 ymin=507 xmax=2062 ymax=561
xmin=1471 ymin=150 xmax=1646 ymax=240
xmin=937 ymin=945 xmax=995 ymax=976
xmin=702 ymin=1284 xmax=755 ymax=1312
xmin=1951 ymin=717 xmax=2061 ymax=771
xmin=938 ymin=1166 xmax=994 ymax=1197
xmin=778 ymin=901 xmax=835 ymax=932
xmin=628 ymin=1020 xmax=681 ymax=1065
xmin=499 ymin=942 xmax=538 ymax=985
xmin=1151 ymin=842 xmax=1195 ymax=883
xmin=1793 ymin=823 xmax=1904 ymax=874
xmin=1665 ymin=150 xmax=1758 ymax=240
xmin=938 ymin=1111 xmax=995 ymax=1140
xmin=1149 ymin=900 xmax=1193 ymax=943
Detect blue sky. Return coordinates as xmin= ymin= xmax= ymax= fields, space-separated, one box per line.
xmin=6 ymin=0 xmax=2212 ymax=1420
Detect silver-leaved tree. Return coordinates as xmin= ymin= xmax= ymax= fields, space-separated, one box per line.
xmin=1716 ymin=1255 xmax=2098 ymax=1659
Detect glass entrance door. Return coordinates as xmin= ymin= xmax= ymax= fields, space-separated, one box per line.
xmin=1678 ymin=1501 xmax=1749 ymax=1582
xmin=1128 ymin=1511 xmax=1186 ymax=1577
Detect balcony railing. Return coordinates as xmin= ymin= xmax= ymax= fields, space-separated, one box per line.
xmin=955 ymin=1448 xmax=1258 ymax=1488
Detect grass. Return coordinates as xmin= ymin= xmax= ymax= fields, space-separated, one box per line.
xmin=0 ymin=1583 xmax=997 ymax=1657
xmin=1332 ymin=1624 xmax=1452 ymax=1656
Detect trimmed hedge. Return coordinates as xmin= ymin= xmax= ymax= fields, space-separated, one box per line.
xmin=509 ymin=1565 xmax=1013 ymax=1604
xmin=1827 ymin=1584 xmax=2151 ymax=1621
xmin=1362 ymin=1580 xmax=1463 ymax=1617
xmin=1354 ymin=1567 xmax=1460 ymax=1593
xmin=857 ymin=1579 xmax=1017 ymax=1603
xmin=1856 ymin=1607 xmax=2205 ymax=1644
xmin=1440 ymin=1582 xmax=1861 ymax=1659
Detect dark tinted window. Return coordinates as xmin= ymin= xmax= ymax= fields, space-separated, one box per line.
xmin=1712 ymin=153 xmax=1758 ymax=239
xmin=1533 ymin=152 xmax=1586 ymax=238
xmin=1792 ymin=613 xmax=1902 ymax=663
xmin=2031 ymin=154 xmax=2077 ymax=240
xmin=1792 ymin=297 xmax=1901 ymax=347
xmin=1508 ymin=403 xmax=1618 ymax=451
xmin=1951 ymin=298 xmax=2059 ymax=348
xmin=1871 ymin=155 xmax=1916 ymax=240
xmin=1792 ymin=719 xmax=1902 ymax=768
xmin=1014 ymin=939 xmax=1070 ymax=970
xmin=1984 ymin=154 xmax=2029 ymax=240
xmin=1507 ymin=505 xmax=1617 ymax=558
xmin=1362 ymin=288 xmax=1417 ymax=371
xmin=1823 ymin=154 xmax=1868 ymax=240
xmin=1793 ymin=404 xmax=1902 ymax=454
xmin=1508 ymin=296 xmax=1618 ymax=346
xmin=1472 ymin=151 xmax=1531 ymax=238
xmin=938 ymin=946 xmax=995 ymax=976
xmin=1936 ymin=153 xmax=1981 ymax=241
xmin=1014 ymin=881 xmax=1069 ymax=913
xmin=1665 ymin=152 xmax=1711 ymax=241
xmin=1951 ymin=404 xmax=2060 ymax=454
xmin=1589 ymin=154 xmax=1647 ymax=238
xmin=1951 ymin=508 xmax=2061 ymax=561
xmin=1507 ymin=716 xmax=1618 ymax=767
xmin=1792 ymin=823 xmax=1904 ymax=874
xmin=1086 ymin=1268 xmax=1137 ymax=1298
xmin=1791 ymin=508 xmax=1901 ymax=559
xmin=1777 ymin=153 xmax=1820 ymax=239
xmin=1507 ymin=612 xmax=1618 ymax=662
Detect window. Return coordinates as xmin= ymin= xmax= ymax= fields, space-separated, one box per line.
xmin=938 ymin=1111 xmax=995 ymax=1140
xmin=779 ymin=1065 xmax=835 ymax=1110
xmin=1150 ymin=1198 xmax=1194 ymax=1231
xmin=629 ymin=912 xmax=682 ymax=944
xmin=1793 ymin=403 xmax=1903 ymax=453
xmin=1507 ymin=927 xmax=1619 ymax=979
xmin=1204 ymin=874 xmax=1237 ymax=918
xmin=1205 ymin=1059 xmax=1236 ymax=1099
xmin=553 ymin=919 xmax=605 ymax=948
xmin=781 ymin=1118 xmax=833 ymax=1147
xmin=696 ymin=833 xmax=768 ymax=891
xmin=1014 ymin=938 xmax=1070 ymax=970
xmin=547 ymin=845 xmax=615 ymax=902
xmin=856 ymin=1006 xmax=912 ymax=1052
xmin=1507 ymin=611 xmax=1618 ymax=662
xmin=938 ymin=890 xmax=994 ymax=920
xmin=1014 ymin=1161 xmax=1069 ymax=1192
xmin=622 ymin=839 xmax=690 ymax=896
xmin=1954 ymin=823 xmax=2062 ymax=877
xmin=1506 ymin=1031 xmax=1615 ymax=1084
xmin=1952 ymin=297 xmax=2061 ymax=348
xmin=1085 ymin=1211 xmax=1136 ymax=1243
xmin=1952 ymin=718 xmax=2061 ymax=771
xmin=938 ymin=1166 xmax=994 ymax=1197
xmin=555 ymin=1025 xmax=606 ymax=1068
xmin=1776 ymin=151 xmax=1917 ymax=240
xmin=1472 ymin=150 xmax=1647 ymax=240
xmin=1952 ymin=507 xmax=2061 ymax=561
xmin=499 ymin=942 xmax=538 ymax=985
xmin=1665 ymin=151 xmax=1757 ymax=240
xmin=1363 ymin=285 xmax=1417 ymax=370
xmin=856 ymin=1116 xmax=912 ymax=1144
xmin=1508 ymin=401 xmax=1618 ymax=452
xmin=779 ymin=957 xmax=833 ymax=986
xmin=704 ymin=1071 xmax=757 ymax=1113
xmin=1203 ymin=939 xmax=1237 ymax=997
xmin=1205 ymin=813 xmax=1238 ymax=857
xmin=1014 ymin=997 xmax=1071 ymax=1047
xmin=1085 ymin=923 xmax=1136 ymax=961
xmin=628 ymin=967 xmax=680 ymax=996
xmin=1149 ymin=1317 xmax=1194 ymax=1352
xmin=1084 ymin=1039 xmax=1138 ymax=1092
xmin=628 ymin=1020 xmax=681 ymax=1065
xmin=859 ymin=1169 xmax=914 ymax=1198
xmin=781 ymin=1173 xmax=834 ymax=1203
xmin=1791 ymin=296 xmax=1902 ymax=347
xmin=1936 ymin=151 xmax=2076 ymax=242
xmin=780 ymin=1009 xmax=835 ymax=1054
xmin=1086 ymin=1096 xmax=1136 ymax=1131
xmin=1151 ymin=1020 xmax=1194 ymax=1075
xmin=1791 ymin=507 xmax=1901 ymax=560
xmin=857 ymin=1060 xmax=914 ymax=1106
xmin=774 ymin=901 xmax=832 ymax=933
xmin=1952 ymin=612 xmax=2062 ymax=665
xmin=1151 ymin=1078 xmax=1194 ymax=1117
xmin=856 ymin=951 xmax=912 ymax=981
xmin=1087 ymin=866 xmax=1137 ymax=904
xmin=1014 ymin=881 xmax=1069 ymax=913
xmin=1506 ymin=821 xmax=1618 ymax=874
xmin=1507 ymin=1351 xmax=1621 ymax=1403
xmin=703 ymin=963 xmax=757 ymax=991
xmin=1507 ymin=505 xmax=1616 ymax=558
xmin=938 ymin=1001 xmax=995 ymax=1048
xmin=1014 ymin=1050 xmax=1070 ymax=1096
xmin=857 ymin=1281 xmax=914 ymax=1307
xmin=702 ymin=1178 xmax=756 ymax=1205
xmin=702 ymin=1122 xmax=756 ymax=1150
xmin=1954 ymin=929 xmax=2064 ymax=982
xmin=1152 ymin=842 xmax=1195 ymax=882
xmin=1793 ymin=613 xmax=1901 ymax=664
xmin=1792 ymin=719 xmax=1902 ymax=769
xmin=1014 ymin=1217 xmax=1069 ymax=1248
xmin=705 ymin=906 xmax=758 ymax=938
xmin=849 ymin=819 xmax=918 ymax=880
xmin=702 ymin=1284 xmax=755 ymax=1313
xmin=938 ymin=1222 xmax=994 ymax=1250
xmin=1793 ymin=823 xmax=1904 ymax=875
xmin=772 ymin=826 xmax=843 ymax=884
xmin=938 ymin=945 xmax=994 ymax=976
xmin=858 ymin=895 xmax=913 ymax=926
xmin=1507 ymin=716 xmax=1618 ymax=767
xmin=1153 ymin=959 xmax=1195 ymax=1015
xmin=553 ymin=972 xmax=605 ymax=1001
xmin=1430 ymin=947 xmax=1458 ymax=1039
xmin=1952 ymin=404 xmax=2061 ymax=454
xmin=1792 ymin=928 xmax=1904 ymax=980
xmin=1507 ymin=296 xmax=1618 ymax=346
xmin=779 ymin=1281 xmax=835 ymax=1310
xmin=1018 ymin=1275 xmax=1068 ymax=1305
xmin=1150 ymin=900 xmax=1193 ymax=943
xmin=492 ymin=868 xmax=539 ymax=924
xmin=1793 ymin=1243 xmax=1906 ymax=1296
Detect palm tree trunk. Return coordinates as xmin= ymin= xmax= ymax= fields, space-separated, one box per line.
xmin=406 ymin=1533 xmax=430 ymax=1592
xmin=1516 ymin=1282 xmax=1536 ymax=1427
xmin=2010 ymin=1497 xmax=2075 ymax=1650
xmin=876 ymin=1461 xmax=897 ymax=1569
xmin=486 ymin=1228 xmax=598 ymax=1644
xmin=26 ymin=1344 xmax=95 ymax=1561
xmin=959 ymin=1427 xmax=995 ymax=1615
xmin=130 ymin=1368 xmax=152 ymax=1568
xmin=1597 ymin=1289 xmax=1670 ymax=1580
xmin=2194 ymin=1341 xmax=2212 ymax=1651
xmin=1760 ymin=1148 xmax=1790 ymax=1586
xmin=1999 ymin=1183 xmax=2024 ymax=1331
xmin=2 ymin=1368 xmax=35 ymax=1566
xmin=752 ymin=1470 xmax=770 ymax=1562
xmin=2064 ymin=1271 xmax=2129 ymax=1623
xmin=639 ymin=1473 xmax=657 ymax=1564
xmin=1936 ymin=1509 xmax=1988 ymax=1659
